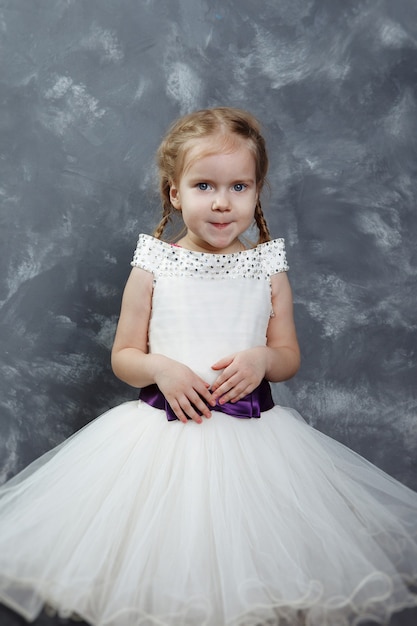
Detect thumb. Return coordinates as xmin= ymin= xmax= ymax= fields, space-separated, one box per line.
xmin=211 ymin=354 xmax=234 ymax=371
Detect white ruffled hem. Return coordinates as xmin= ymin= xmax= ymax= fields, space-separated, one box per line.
xmin=0 ymin=401 xmax=417 ymax=626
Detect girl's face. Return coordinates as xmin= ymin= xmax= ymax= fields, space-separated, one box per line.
xmin=169 ymin=135 xmax=258 ymax=254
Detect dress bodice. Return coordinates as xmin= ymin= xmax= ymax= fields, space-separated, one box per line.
xmin=131 ymin=234 xmax=288 ymax=384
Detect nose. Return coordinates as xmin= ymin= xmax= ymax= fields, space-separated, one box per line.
xmin=211 ymin=191 xmax=230 ymax=212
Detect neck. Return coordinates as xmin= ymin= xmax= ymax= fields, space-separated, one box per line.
xmin=176 ymin=236 xmax=245 ymax=254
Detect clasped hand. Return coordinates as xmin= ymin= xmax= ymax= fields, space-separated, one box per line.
xmin=154 ymin=348 xmax=267 ymax=424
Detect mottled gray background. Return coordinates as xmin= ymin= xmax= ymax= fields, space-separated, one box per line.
xmin=0 ymin=0 xmax=417 ymax=624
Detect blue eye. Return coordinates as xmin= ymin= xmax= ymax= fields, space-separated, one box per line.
xmin=197 ymin=182 xmax=210 ymax=191
xmin=233 ymin=183 xmax=246 ymax=192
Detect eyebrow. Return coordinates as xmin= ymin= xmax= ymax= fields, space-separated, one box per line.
xmin=186 ymin=174 xmax=256 ymax=184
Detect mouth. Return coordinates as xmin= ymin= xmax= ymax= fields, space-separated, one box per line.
xmin=210 ymin=222 xmax=231 ymax=230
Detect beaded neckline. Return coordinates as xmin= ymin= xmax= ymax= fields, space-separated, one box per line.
xmin=131 ymin=233 xmax=289 ymax=280
xmin=140 ymin=234 xmax=281 ymax=259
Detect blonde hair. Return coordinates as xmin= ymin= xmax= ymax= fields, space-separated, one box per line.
xmin=154 ymin=107 xmax=271 ymax=244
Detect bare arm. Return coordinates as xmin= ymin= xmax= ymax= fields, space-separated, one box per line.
xmin=111 ymin=267 xmax=214 ymax=422
xmin=111 ymin=267 xmax=154 ymax=387
xmin=262 ymin=270 xmax=301 ymax=381
xmin=210 ymin=271 xmax=300 ymax=403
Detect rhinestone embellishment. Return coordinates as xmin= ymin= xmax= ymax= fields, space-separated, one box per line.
xmin=131 ymin=234 xmax=288 ymax=280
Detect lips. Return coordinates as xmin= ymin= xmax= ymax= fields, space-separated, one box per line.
xmin=210 ymin=222 xmax=231 ymax=229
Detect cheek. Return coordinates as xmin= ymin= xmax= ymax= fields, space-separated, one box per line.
xmin=246 ymin=198 xmax=257 ymax=216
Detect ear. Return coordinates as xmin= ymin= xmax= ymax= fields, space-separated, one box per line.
xmin=169 ymin=183 xmax=181 ymax=210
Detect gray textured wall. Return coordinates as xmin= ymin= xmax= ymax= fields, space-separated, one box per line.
xmin=1 ymin=0 xmax=416 ymax=507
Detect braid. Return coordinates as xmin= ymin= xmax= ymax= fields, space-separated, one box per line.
xmin=153 ymin=205 xmax=172 ymax=240
xmin=254 ymin=201 xmax=271 ymax=244
xmin=153 ymin=173 xmax=176 ymax=240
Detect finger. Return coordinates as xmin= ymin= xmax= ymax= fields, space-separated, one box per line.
xmin=210 ymin=367 xmax=238 ymax=394
xmin=211 ymin=372 xmax=241 ymax=401
xmin=229 ymin=385 xmax=254 ymax=403
xmin=176 ymin=387 xmax=214 ymax=422
xmin=189 ymin=392 xmax=212 ymax=419
xmin=190 ymin=376 xmax=216 ymax=407
xmin=168 ymin=399 xmax=189 ymax=424
xmin=195 ymin=383 xmax=216 ymax=408
xmin=218 ymin=381 xmax=253 ymax=405
xmin=179 ymin=398 xmax=204 ymax=424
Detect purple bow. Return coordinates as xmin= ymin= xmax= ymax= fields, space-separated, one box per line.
xmin=139 ymin=379 xmax=274 ymax=421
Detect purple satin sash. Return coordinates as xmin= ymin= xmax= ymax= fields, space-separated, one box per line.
xmin=139 ymin=379 xmax=274 ymax=421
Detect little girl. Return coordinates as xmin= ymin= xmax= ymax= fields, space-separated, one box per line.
xmin=0 ymin=107 xmax=417 ymax=626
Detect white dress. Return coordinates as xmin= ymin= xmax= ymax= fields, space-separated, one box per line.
xmin=0 ymin=234 xmax=417 ymax=626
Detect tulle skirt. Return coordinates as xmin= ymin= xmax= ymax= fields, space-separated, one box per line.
xmin=0 ymin=400 xmax=417 ymax=626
